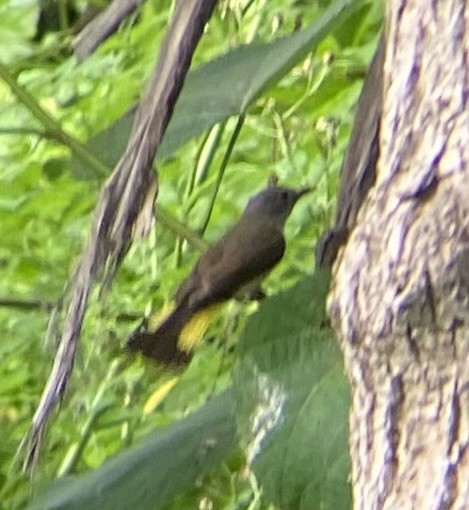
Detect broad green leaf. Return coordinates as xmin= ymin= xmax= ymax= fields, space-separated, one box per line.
xmin=28 ymin=391 xmax=237 ymax=510
xmin=234 ymin=273 xmax=351 ymax=510
xmin=72 ymin=0 xmax=361 ymax=179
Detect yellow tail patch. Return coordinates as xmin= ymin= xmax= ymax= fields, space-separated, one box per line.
xmin=146 ymin=301 xmax=223 ymax=354
xmin=178 ymin=304 xmax=222 ymax=353
xmin=143 ymin=376 xmax=180 ymax=415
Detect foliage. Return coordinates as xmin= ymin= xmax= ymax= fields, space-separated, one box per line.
xmin=0 ymin=0 xmax=382 ymax=509
xmin=28 ymin=391 xmax=237 ymax=510
xmin=234 ymin=273 xmax=351 ymax=510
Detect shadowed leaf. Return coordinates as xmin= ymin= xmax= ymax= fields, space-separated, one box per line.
xmin=234 ymin=273 xmax=351 ymax=510
xmin=28 ymin=391 xmax=237 ymax=510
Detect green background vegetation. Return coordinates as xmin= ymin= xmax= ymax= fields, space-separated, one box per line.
xmin=0 ymin=0 xmax=381 ymax=508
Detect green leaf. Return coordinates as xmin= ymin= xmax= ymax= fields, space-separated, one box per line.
xmin=0 ymin=0 xmax=37 ymax=63
xmin=72 ymin=0 xmax=361 ymax=179
xmin=234 ymin=272 xmax=351 ymax=510
xmin=28 ymin=391 xmax=237 ymax=510
xmin=42 ymin=157 xmax=67 ymax=181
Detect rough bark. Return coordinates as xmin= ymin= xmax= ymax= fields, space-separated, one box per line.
xmin=328 ymin=1 xmax=469 ymax=509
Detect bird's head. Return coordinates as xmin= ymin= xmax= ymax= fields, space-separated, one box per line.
xmin=243 ymin=186 xmax=311 ymax=227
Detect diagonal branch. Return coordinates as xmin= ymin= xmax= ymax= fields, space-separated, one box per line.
xmin=73 ymin=0 xmax=146 ymax=60
xmin=21 ymin=0 xmax=218 ymax=472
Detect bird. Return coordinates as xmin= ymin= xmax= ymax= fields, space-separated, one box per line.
xmin=126 ymin=184 xmax=311 ymax=367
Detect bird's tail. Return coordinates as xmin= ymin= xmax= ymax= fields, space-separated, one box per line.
xmin=126 ymin=304 xmax=193 ymax=367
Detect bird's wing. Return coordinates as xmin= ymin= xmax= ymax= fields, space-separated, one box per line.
xmin=181 ymin=219 xmax=285 ymax=310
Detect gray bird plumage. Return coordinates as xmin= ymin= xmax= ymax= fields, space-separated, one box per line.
xmin=127 ymin=185 xmax=310 ymax=366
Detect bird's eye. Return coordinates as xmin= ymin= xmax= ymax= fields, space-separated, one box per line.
xmin=280 ymin=191 xmax=289 ymax=201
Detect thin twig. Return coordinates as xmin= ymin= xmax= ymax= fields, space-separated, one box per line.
xmin=0 ymin=68 xmax=205 ymax=247
xmin=199 ymin=115 xmax=245 ymax=234
xmin=0 ymin=62 xmax=108 ymax=179
xmin=0 ymin=297 xmax=54 ymax=312
xmin=0 ymin=296 xmax=141 ymax=322
xmin=73 ymin=0 xmax=145 ymax=60
xmin=20 ymin=0 xmax=218 ymax=472
xmin=175 ymin=123 xmax=226 ymax=266
xmin=156 ymin=206 xmax=209 ymax=252
xmin=184 ymin=123 xmax=226 ymax=215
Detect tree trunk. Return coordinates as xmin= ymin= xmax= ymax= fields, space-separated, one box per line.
xmin=328 ymin=1 xmax=469 ymax=508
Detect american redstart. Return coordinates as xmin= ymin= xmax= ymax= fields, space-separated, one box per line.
xmin=127 ymin=184 xmax=311 ymax=366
